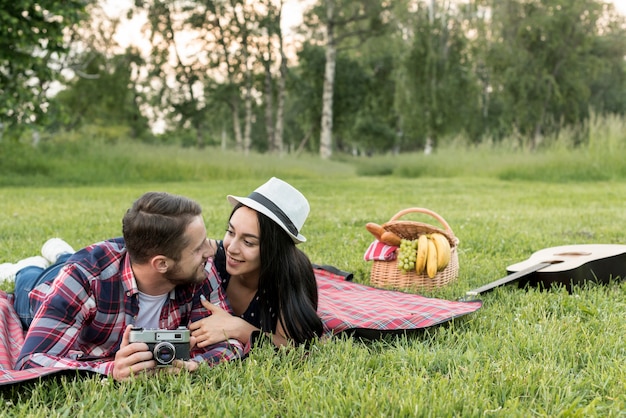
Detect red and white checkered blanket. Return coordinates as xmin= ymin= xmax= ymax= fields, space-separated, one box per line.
xmin=1 ymin=291 xmax=81 ymax=385
xmin=0 ymin=268 xmax=481 ymax=386
xmin=315 ymin=268 xmax=481 ymax=338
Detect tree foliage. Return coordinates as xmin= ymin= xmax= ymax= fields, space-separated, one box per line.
xmin=3 ymin=0 xmax=625 ymax=155
xmin=132 ymin=0 xmax=288 ymax=152
xmin=484 ymin=0 xmax=626 ymax=147
xmin=302 ymin=0 xmax=393 ymax=158
xmin=46 ymin=50 xmax=150 ymax=139
xmin=0 ymin=0 xmax=92 ymax=138
xmin=396 ymin=1 xmax=481 ymax=150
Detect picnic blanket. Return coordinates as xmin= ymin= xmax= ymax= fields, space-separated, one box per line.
xmin=1 ymin=291 xmax=88 ymax=386
xmin=314 ymin=266 xmax=482 ymax=339
xmin=0 ymin=268 xmax=481 ymax=386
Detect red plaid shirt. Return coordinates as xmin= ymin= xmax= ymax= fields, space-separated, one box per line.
xmin=16 ymin=238 xmax=247 ymax=374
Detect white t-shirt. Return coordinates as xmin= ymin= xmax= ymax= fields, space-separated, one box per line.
xmin=134 ymin=291 xmax=169 ymax=329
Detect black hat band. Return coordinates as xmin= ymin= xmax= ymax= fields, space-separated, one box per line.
xmin=248 ymin=192 xmax=298 ymax=236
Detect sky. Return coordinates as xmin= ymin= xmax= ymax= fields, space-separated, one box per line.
xmin=105 ymin=0 xmax=308 ymax=51
xmin=105 ymin=0 xmax=626 ymax=51
xmin=614 ymin=0 xmax=626 ymax=13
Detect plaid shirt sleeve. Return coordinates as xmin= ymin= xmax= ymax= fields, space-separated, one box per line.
xmin=15 ymin=262 xmax=118 ymax=375
xmin=15 ymin=240 xmax=132 ymax=375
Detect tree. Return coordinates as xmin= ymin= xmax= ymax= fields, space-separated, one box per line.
xmin=289 ymin=42 xmax=379 ymax=155
xmin=349 ymin=49 xmax=398 ymax=153
xmin=395 ymin=1 xmax=481 ymax=150
xmin=0 ymin=0 xmax=92 ymax=139
xmin=301 ymin=0 xmax=391 ymax=159
xmin=258 ymin=0 xmax=289 ymax=155
xmin=286 ymin=43 xmax=324 ymax=154
xmin=133 ymin=0 xmax=288 ymax=153
xmin=485 ymin=0 xmax=624 ymax=147
xmin=43 ymin=3 xmax=150 ymax=139
xmin=587 ymin=4 xmax=626 ymax=116
xmin=46 ymin=50 xmax=150 ymax=139
xmin=130 ymin=0 xmax=211 ymax=148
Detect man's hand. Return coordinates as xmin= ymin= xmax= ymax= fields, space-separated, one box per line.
xmin=113 ymin=325 xmax=200 ymax=380
xmin=112 ymin=325 xmax=157 ymax=381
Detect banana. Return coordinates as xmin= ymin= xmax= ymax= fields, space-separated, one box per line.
xmin=430 ymin=232 xmax=451 ymax=271
xmin=426 ymin=236 xmax=438 ymax=279
xmin=415 ymin=234 xmax=429 ymax=274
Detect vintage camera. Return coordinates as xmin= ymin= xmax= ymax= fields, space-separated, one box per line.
xmin=128 ymin=326 xmax=191 ymax=366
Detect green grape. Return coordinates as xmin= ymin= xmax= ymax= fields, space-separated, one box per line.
xmin=397 ymin=238 xmax=418 ymax=272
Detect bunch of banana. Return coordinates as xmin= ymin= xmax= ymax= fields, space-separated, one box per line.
xmin=397 ymin=232 xmax=452 ymax=278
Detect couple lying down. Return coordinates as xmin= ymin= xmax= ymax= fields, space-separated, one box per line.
xmin=0 ymin=177 xmax=481 ymax=384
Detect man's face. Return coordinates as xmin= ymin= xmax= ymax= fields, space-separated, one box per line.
xmin=165 ymin=215 xmax=211 ymax=286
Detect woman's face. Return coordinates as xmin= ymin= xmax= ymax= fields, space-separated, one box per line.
xmin=223 ymin=205 xmax=262 ymax=279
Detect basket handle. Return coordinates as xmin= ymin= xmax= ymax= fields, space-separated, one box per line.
xmin=389 ymin=207 xmax=453 ymax=233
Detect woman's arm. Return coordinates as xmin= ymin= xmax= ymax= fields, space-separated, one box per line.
xmin=189 ymin=297 xmax=292 ymax=348
xmin=189 ymin=297 xmax=258 ymax=346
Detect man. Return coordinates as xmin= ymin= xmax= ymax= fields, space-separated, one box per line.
xmin=15 ymin=192 xmax=246 ymax=381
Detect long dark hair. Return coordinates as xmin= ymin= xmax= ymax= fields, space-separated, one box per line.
xmin=233 ymin=203 xmax=324 ymax=345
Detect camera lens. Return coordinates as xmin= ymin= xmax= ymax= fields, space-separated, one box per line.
xmin=153 ymin=342 xmax=176 ymax=365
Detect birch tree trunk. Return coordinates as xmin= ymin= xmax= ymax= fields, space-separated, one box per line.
xmin=242 ymin=26 xmax=252 ymax=156
xmin=243 ymin=70 xmax=253 ymax=156
xmin=319 ymin=0 xmax=336 ymax=159
xmin=263 ymin=47 xmax=276 ymax=153
xmin=274 ymin=24 xmax=287 ymax=155
xmin=232 ymin=101 xmax=243 ymax=152
xmin=274 ymin=53 xmax=286 ymax=155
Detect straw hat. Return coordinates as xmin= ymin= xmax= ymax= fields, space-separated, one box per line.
xmin=227 ymin=177 xmax=310 ymax=243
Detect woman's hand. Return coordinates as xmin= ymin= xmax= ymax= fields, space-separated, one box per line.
xmin=159 ymin=359 xmax=200 ymax=375
xmin=189 ymin=297 xmax=257 ymax=346
xmin=206 ymin=239 xmax=219 ymax=258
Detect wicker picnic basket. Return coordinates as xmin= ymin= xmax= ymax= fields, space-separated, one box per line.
xmin=370 ymin=207 xmax=459 ymax=290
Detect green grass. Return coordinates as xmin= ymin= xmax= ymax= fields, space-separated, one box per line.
xmin=0 ymin=141 xmax=355 ymax=187
xmin=1 ymin=135 xmax=625 ymax=416
xmin=2 ymin=113 xmax=625 ymax=187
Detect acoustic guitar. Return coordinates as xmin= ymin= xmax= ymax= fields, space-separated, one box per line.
xmin=462 ymin=244 xmax=626 ymax=300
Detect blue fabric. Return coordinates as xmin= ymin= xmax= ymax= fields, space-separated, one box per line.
xmin=13 ymin=253 xmax=72 ymax=329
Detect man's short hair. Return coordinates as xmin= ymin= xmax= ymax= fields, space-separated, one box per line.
xmin=122 ymin=192 xmax=203 ymax=263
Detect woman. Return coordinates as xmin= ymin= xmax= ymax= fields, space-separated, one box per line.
xmin=190 ymin=177 xmax=324 ymax=348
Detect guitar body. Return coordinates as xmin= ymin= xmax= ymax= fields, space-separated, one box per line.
xmin=505 ymin=244 xmax=626 ymax=292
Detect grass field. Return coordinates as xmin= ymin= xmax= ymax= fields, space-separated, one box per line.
xmin=0 ymin=137 xmax=625 ymax=416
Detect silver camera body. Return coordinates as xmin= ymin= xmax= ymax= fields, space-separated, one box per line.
xmin=128 ymin=326 xmax=191 ymax=366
